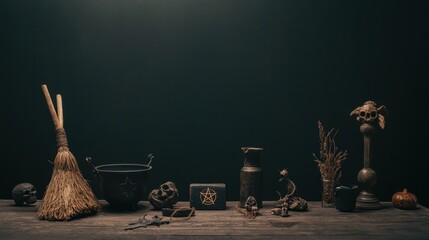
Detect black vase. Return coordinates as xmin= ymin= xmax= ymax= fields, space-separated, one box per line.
xmin=240 ymin=147 xmax=263 ymax=208
xmin=335 ymin=185 xmax=359 ymax=212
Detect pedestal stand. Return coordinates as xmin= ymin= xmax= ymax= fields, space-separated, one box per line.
xmin=356 ymin=123 xmax=382 ymax=210
xmin=350 ymin=101 xmax=388 ymax=210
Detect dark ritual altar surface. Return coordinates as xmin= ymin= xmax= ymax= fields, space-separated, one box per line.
xmin=0 ymin=200 xmax=428 ymax=239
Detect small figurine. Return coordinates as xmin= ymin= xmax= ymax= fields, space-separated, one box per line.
xmin=236 ymin=196 xmax=259 ymax=219
xmin=11 ymin=183 xmax=37 ymax=206
xmin=244 ymin=196 xmax=259 ymax=218
xmin=148 ymin=181 xmax=179 ymax=210
xmin=272 ymin=169 xmax=308 ymax=216
xmin=244 ymin=196 xmax=259 ymax=219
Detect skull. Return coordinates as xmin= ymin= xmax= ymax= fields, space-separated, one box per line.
xmin=271 ymin=201 xmax=289 ymax=217
xmin=11 ymin=183 xmax=37 ymax=206
xmin=280 ymin=206 xmax=289 ymax=217
xmin=148 ymin=181 xmax=179 ymax=210
xmin=356 ymin=101 xmax=378 ymax=123
xmin=350 ymin=101 xmax=388 ymax=129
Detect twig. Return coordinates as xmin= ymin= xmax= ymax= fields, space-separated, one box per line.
xmin=313 ymin=121 xmax=348 ymax=204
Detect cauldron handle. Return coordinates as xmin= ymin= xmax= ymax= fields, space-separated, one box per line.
xmin=147 ymin=154 xmax=155 ymax=166
xmin=85 ymin=156 xmax=99 ymax=182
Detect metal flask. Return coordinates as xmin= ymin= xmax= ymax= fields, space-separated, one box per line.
xmin=240 ymin=147 xmax=264 ymax=208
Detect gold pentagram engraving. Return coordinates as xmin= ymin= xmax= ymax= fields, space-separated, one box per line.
xmin=200 ymin=187 xmax=217 ymax=205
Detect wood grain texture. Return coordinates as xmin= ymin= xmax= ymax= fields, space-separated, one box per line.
xmin=1 ymin=200 xmax=428 ymax=240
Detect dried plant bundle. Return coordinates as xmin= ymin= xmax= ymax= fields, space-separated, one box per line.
xmin=313 ymin=121 xmax=348 ymax=204
xmin=38 ymin=84 xmax=100 ymax=221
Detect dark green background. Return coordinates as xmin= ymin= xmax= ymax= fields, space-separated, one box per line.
xmin=1 ymin=1 xmax=427 ymax=206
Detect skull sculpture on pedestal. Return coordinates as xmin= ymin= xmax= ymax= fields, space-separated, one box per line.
xmin=11 ymin=183 xmax=37 ymax=206
xmin=350 ymin=101 xmax=388 ymax=129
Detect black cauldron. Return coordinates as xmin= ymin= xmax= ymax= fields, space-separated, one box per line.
xmin=86 ymin=156 xmax=153 ymax=210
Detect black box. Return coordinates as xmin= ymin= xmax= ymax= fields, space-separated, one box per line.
xmin=189 ymin=183 xmax=226 ymax=210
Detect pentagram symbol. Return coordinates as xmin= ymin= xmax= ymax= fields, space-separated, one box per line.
xmin=200 ymin=187 xmax=217 ymax=205
xmin=119 ymin=176 xmax=137 ymax=199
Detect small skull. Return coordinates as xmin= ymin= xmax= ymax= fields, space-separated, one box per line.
xmin=272 ymin=201 xmax=289 ymax=217
xmin=271 ymin=207 xmax=281 ymax=215
xmin=280 ymin=206 xmax=289 ymax=217
xmin=148 ymin=181 xmax=179 ymax=210
xmin=355 ymin=101 xmax=378 ymax=122
xmin=11 ymin=183 xmax=37 ymax=206
xmin=288 ymin=197 xmax=308 ymax=211
xmin=350 ymin=101 xmax=388 ymax=129
xmin=251 ymin=206 xmax=259 ymax=215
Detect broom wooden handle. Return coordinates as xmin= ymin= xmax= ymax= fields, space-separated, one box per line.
xmin=56 ymin=94 xmax=64 ymax=128
xmin=41 ymin=84 xmax=60 ymax=129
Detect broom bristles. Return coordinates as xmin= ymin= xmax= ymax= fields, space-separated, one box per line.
xmin=38 ymin=147 xmax=101 ymax=221
xmin=40 ymin=85 xmax=100 ymax=221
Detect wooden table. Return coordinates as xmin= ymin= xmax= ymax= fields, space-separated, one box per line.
xmin=1 ymin=200 xmax=428 ymax=239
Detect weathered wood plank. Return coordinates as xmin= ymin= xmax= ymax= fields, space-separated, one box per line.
xmin=0 ymin=200 xmax=428 ymax=240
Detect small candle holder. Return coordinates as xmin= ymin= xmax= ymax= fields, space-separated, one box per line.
xmin=350 ymin=101 xmax=388 ymax=210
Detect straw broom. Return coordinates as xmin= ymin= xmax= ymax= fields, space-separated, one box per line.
xmin=38 ymin=84 xmax=101 ymax=221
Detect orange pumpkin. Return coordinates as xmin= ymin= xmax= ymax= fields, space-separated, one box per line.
xmin=392 ymin=188 xmax=418 ymax=210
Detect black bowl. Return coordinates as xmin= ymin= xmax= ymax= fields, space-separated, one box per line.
xmin=335 ymin=185 xmax=359 ymax=212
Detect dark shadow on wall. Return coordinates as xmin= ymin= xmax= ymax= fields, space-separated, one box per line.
xmin=0 ymin=0 xmax=428 ymax=205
